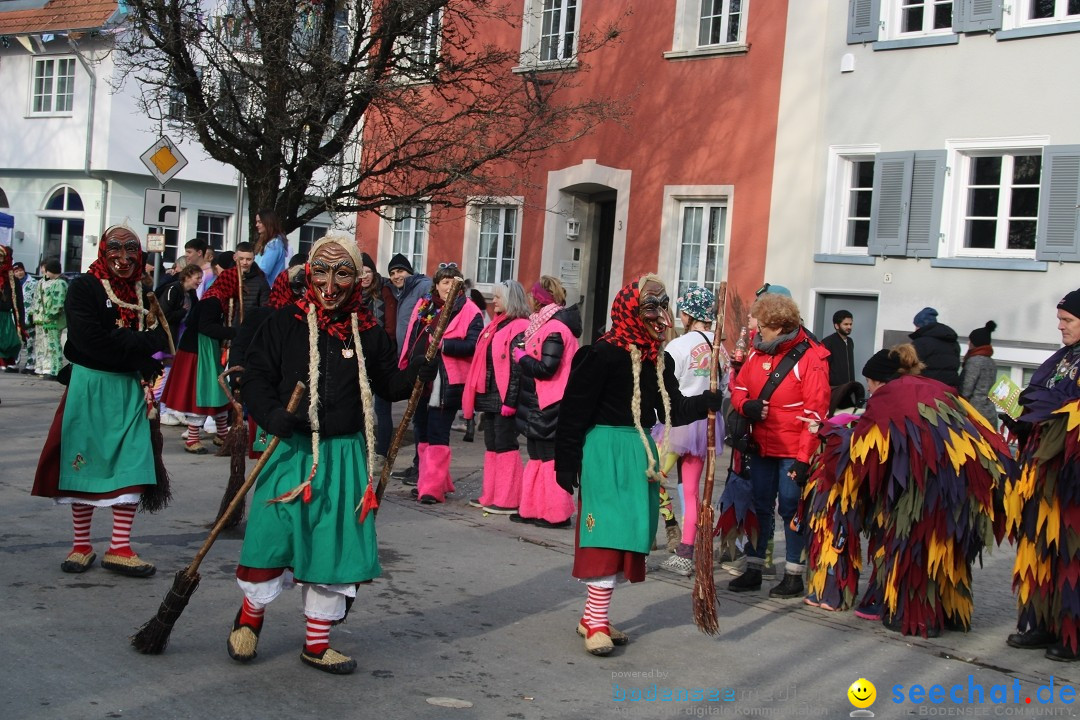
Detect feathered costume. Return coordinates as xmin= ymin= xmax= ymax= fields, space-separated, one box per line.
xmin=1006 ymin=343 xmax=1080 ymax=651
xmin=804 ymin=375 xmax=1011 ymax=635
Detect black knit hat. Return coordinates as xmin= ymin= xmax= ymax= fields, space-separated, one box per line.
xmin=387 ymin=253 xmax=413 ymax=275
xmin=968 ymin=321 xmax=997 ymax=348
xmin=862 ymin=348 xmax=901 ymax=383
xmin=361 ymin=252 xmax=377 ymax=274
xmin=1058 ymin=288 xmax=1080 ymax=319
xmin=214 ymin=251 xmax=235 ymax=270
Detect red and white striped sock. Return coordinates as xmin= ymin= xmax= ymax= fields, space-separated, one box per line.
xmin=582 ymin=584 xmax=613 ymax=637
xmin=214 ymin=411 xmax=229 ymax=438
xmin=107 ymin=504 xmax=137 ymax=556
xmin=304 ymin=616 xmax=332 ymax=655
xmin=71 ymin=504 xmax=94 ymax=554
xmin=186 ymin=424 xmax=201 ymax=446
xmin=239 ymin=597 xmax=265 ymax=630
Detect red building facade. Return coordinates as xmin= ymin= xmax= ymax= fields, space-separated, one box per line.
xmin=356 ymin=0 xmax=788 ymax=340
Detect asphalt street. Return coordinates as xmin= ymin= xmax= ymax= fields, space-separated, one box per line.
xmin=1 ymin=373 xmax=1078 ymax=720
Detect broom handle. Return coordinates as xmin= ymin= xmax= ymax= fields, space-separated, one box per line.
xmin=375 ymin=278 xmax=464 ymax=503
xmin=700 ymin=282 xmax=728 ymax=511
xmin=146 ymin=292 xmax=176 ymax=356
xmin=218 ymin=366 xmax=245 ymax=416
xmin=186 ymin=380 xmax=306 ymax=574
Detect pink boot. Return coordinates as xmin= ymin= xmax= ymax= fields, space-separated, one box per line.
xmin=535 ymin=459 xmax=574 ymax=525
xmin=416 ymin=444 xmax=452 ymax=503
xmin=483 ymin=450 xmax=523 ymax=512
xmin=476 ymin=451 xmax=498 ymax=506
xmin=517 ymin=459 xmax=544 ymax=519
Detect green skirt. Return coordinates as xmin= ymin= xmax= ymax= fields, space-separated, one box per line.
xmin=194 ymin=334 xmax=228 ymax=408
xmin=0 ymin=311 xmax=20 ymax=358
xmin=59 ymin=365 xmax=155 ymax=494
xmin=578 ymin=425 xmax=660 ymax=554
xmin=240 ymin=432 xmax=379 ymax=584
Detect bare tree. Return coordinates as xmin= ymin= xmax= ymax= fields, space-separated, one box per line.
xmin=112 ymin=0 xmax=627 ymax=237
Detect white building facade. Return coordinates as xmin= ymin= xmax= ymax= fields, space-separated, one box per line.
xmin=767 ymin=0 xmax=1080 ymax=384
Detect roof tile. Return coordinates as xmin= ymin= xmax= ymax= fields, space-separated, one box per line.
xmin=0 ymin=0 xmax=118 ymax=35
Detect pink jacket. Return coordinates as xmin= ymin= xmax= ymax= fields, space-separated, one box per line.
xmin=398 ymin=298 xmax=483 ymax=387
xmin=526 ymin=318 xmax=578 ymax=410
xmin=461 ymin=315 xmax=530 ymax=419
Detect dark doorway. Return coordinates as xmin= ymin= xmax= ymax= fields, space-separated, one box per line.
xmin=814 ymin=293 xmax=878 ymax=382
xmin=588 ymin=200 xmax=616 ymax=343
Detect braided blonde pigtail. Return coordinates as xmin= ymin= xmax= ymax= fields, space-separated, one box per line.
xmin=655 ymin=349 xmax=672 ymax=462
xmin=630 ymin=345 xmax=659 ymax=479
xmin=268 ymin=306 xmax=320 ymax=504
xmin=352 ymin=314 xmax=378 ymax=509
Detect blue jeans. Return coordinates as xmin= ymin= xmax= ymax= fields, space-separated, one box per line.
xmin=746 ymin=455 xmax=805 ymax=567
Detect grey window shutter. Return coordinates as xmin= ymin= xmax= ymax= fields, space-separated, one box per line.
xmin=869 ymin=152 xmax=913 ymax=257
xmin=1036 ymin=145 xmax=1080 ymax=262
xmin=848 ymin=0 xmax=880 ymax=44
xmin=906 ymin=150 xmax=946 ymax=258
xmin=954 ymin=0 xmax=1003 ymax=32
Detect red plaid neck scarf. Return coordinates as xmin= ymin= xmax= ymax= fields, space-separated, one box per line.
xmin=86 ymin=237 xmax=144 ymax=328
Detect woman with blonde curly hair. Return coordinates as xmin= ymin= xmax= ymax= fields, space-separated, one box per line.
xmin=728 ymin=292 xmax=831 ymax=599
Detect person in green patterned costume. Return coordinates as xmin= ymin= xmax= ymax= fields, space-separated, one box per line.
xmin=227 ymin=233 xmax=436 ymax=675
xmin=31 ymin=226 xmax=170 ymax=577
xmin=555 ymin=274 xmax=723 ymax=656
xmin=30 ymin=258 xmax=67 ymax=378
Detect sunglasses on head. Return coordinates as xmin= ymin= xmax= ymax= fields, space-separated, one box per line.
xmin=438 ymin=262 xmax=458 ymax=269
xmin=755 ymin=283 xmax=772 ymax=297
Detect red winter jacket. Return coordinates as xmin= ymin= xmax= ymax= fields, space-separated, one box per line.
xmin=730 ymin=327 xmax=831 ymax=463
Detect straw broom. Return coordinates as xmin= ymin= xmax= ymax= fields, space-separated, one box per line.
xmin=131 ymin=380 xmax=306 ymax=654
xmin=693 ymin=281 xmax=727 ymax=635
xmin=374 ymin=278 xmax=463 ymax=505
xmin=212 ymin=366 xmax=247 ymax=529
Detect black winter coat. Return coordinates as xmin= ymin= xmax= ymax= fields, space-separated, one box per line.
xmin=513 ymin=329 xmax=565 ymax=441
xmin=176 ymin=296 xmax=237 ymax=353
xmin=910 ymin=322 xmax=961 ymax=389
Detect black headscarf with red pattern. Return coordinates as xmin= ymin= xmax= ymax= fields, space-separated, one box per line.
xmin=86 ymin=226 xmax=145 ymax=328
xmin=597 ymin=276 xmax=664 ymax=362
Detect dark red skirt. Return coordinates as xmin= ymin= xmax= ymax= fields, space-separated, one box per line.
xmin=161 ymin=348 xmax=223 ymax=415
xmin=570 ymin=503 xmax=647 ymax=582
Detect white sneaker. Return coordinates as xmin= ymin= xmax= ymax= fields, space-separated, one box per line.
xmin=159 ymin=412 xmax=181 ymax=426
xmin=659 ymin=554 xmax=694 ymax=577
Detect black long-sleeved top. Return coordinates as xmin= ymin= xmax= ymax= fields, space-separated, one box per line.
xmin=155 ymin=279 xmax=191 ymax=332
xmin=63 ymin=274 xmax=167 ymax=377
xmin=554 ymin=340 xmax=710 ymax=475
xmin=822 ymin=332 xmax=855 ymax=387
xmin=176 ymin=297 xmax=237 ymax=353
xmin=242 ymin=307 xmax=420 ymax=437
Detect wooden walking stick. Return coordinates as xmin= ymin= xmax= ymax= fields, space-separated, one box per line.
xmin=374 ymin=278 xmax=463 ymax=506
xmin=693 ymin=281 xmax=727 ymax=635
xmin=131 ymin=380 xmax=306 ymax=655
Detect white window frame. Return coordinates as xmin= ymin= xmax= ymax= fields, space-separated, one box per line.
xmin=30 ymin=56 xmax=76 ymax=116
xmin=196 ymin=211 xmax=230 ymax=251
xmin=942 ymin=136 xmax=1049 ymax=260
xmin=882 ymin=0 xmax=954 ymax=40
xmin=667 ymin=0 xmax=749 ymax=58
xmin=822 ymin=145 xmax=881 ymax=255
xmin=463 ymin=198 xmax=523 ymax=293
xmin=658 ymin=186 xmax=733 ymax=301
xmin=1004 ymin=0 xmax=1080 ymax=29
xmin=515 ymin=0 xmax=580 ymax=71
xmin=297 ymin=223 xmax=329 ymax=258
xmin=388 ymin=204 xmax=428 ymax=274
xmin=396 ymin=9 xmax=442 ymax=82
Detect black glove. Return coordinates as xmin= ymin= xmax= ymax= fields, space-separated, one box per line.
xmin=742 ymin=399 xmax=767 ymax=422
xmin=412 ymin=355 xmax=439 ymax=384
xmin=139 ymin=357 xmax=164 ymax=382
xmin=702 ymin=389 xmax=724 ymax=411
xmin=556 ymin=470 xmax=579 ymax=494
xmin=265 ymin=406 xmax=300 ymax=439
xmin=787 ymin=460 xmax=810 ymax=487
xmin=999 ymin=414 xmax=1032 ymax=445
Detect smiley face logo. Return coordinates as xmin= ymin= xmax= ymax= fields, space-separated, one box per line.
xmin=848 ymin=678 xmax=876 ymax=709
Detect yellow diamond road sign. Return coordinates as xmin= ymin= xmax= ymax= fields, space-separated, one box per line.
xmin=140 ymin=136 xmax=188 ymax=185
